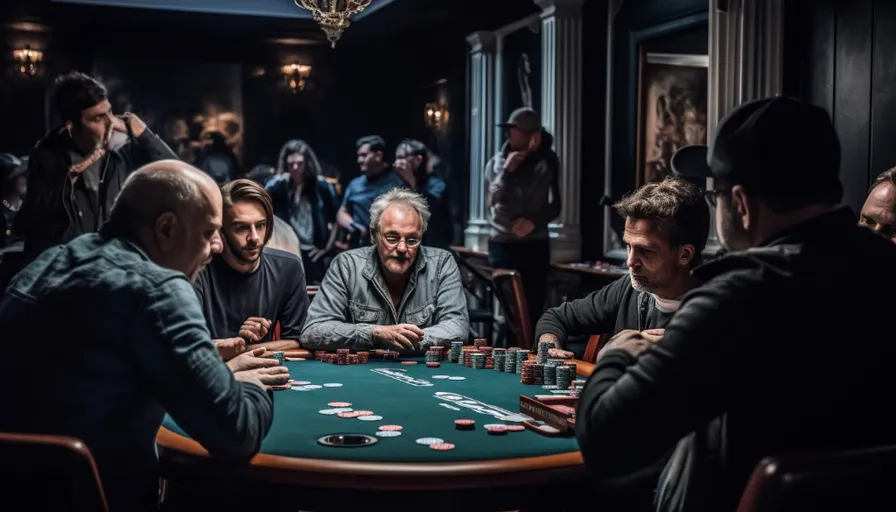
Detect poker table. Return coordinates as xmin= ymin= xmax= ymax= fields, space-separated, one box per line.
xmin=157 ymin=356 xmax=595 ymax=511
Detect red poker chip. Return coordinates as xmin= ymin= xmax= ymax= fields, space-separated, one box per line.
xmin=355 ymin=410 xmax=374 ymax=416
xmin=328 ymin=402 xmax=351 ymax=407
xmin=486 ymin=426 xmax=508 ymax=435
xmin=401 ymin=361 xmax=418 ymax=365
xmin=429 ymin=442 xmax=456 ymax=451
xmin=455 ymin=419 xmax=475 ymax=426
xmin=505 ymin=425 xmax=525 ymax=432
xmin=379 ymin=424 xmax=403 ymax=431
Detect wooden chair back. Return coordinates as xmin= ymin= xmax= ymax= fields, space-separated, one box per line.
xmin=582 ymin=335 xmax=602 ymax=363
xmin=737 ymin=444 xmax=896 ymax=512
xmin=491 ymin=269 xmax=533 ymax=350
xmin=0 ymin=432 xmax=109 ymax=512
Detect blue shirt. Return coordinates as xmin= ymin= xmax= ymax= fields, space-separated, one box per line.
xmin=341 ymin=168 xmax=406 ymax=229
xmin=0 ymin=225 xmax=274 ymax=511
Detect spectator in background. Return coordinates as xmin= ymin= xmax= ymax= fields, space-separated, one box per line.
xmin=196 ymin=131 xmax=240 ymax=185
xmin=859 ymin=167 xmax=896 ymax=243
xmin=394 ymin=139 xmax=453 ymax=249
xmin=248 ymin=163 xmax=275 ymax=186
xmin=1 ymin=154 xmax=27 ymax=249
xmin=265 ymin=139 xmax=339 ymax=284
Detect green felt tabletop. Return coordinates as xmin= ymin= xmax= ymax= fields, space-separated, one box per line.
xmin=162 ymin=357 xmax=581 ymax=463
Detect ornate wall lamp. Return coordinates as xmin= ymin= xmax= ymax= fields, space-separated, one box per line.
xmin=424 ymin=102 xmax=449 ymax=131
xmin=13 ymin=45 xmax=42 ymax=77
xmin=282 ymin=63 xmax=312 ymax=92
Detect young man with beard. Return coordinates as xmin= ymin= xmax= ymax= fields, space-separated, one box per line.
xmin=576 ymin=97 xmax=896 ymax=512
xmin=302 ymin=188 xmax=469 ymax=352
xmin=17 ymin=71 xmax=177 ymax=264
xmin=535 ymin=177 xmax=709 ymax=362
xmin=195 ymin=179 xmax=309 ymax=361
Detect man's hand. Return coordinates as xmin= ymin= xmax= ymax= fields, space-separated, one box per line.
xmin=215 ymin=337 xmax=246 ymax=361
xmin=110 ymin=113 xmax=147 ymax=137
xmin=504 ymin=151 xmax=528 ymax=172
xmin=239 ymin=317 xmax=272 ymax=343
xmin=596 ymin=329 xmax=662 ymax=361
xmin=308 ymin=246 xmax=328 ymax=263
xmin=511 ymin=218 xmax=535 ymax=238
xmin=234 ymin=366 xmax=291 ymax=391
xmin=548 ymin=347 xmax=575 ymax=359
xmin=227 ymin=347 xmax=279 ymax=373
xmin=373 ymin=324 xmax=424 ymax=351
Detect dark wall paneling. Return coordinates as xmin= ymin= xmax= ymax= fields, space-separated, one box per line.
xmin=500 ymin=24 xmax=542 ymax=118
xmin=870 ymin=0 xmax=896 ymax=182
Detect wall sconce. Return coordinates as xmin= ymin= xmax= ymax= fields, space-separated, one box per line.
xmin=13 ymin=45 xmax=43 ymax=77
xmin=281 ymin=63 xmax=311 ymax=92
xmin=424 ymin=103 xmax=449 ymax=131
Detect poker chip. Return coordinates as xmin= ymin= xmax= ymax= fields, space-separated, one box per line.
xmin=378 ymin=425 xmax=403 ymax=431
xmin=337 ymin=411 xmax=361 ymax=418
xmin=429 ymin=442 xmax=455 ymax=451
xmin=505 ymin=425 xmax=526 ymax=432
xmin=375 ymin=431 xmax=401 ymax=437
xmin=285 ymin=357 xmax=306 ymax=362
xmin=357 ymin=415 xmax=383 ymax=421
xmin=323 ymin=383 xmax=343 ymax=388
xmin=482 ymin=424 xmax=506 ymax=429
xmin=290 ymin=380 xmax=311 ymax=385
xmin=486 ymin=425 xmax=508 ymax=435
xmin=401 ymin=361 xmax=418 ymax=365
xmin=318 ymin=409 xmax=340 ymax=415
xmin=355 ymin=410 xmax=374 ymax=416
xmin=303 ymin=385 xmax=322 ymax=390
xmin=447 ymin=376 xmax=466 ymax=381
xmin=328 ymin=402 xmax=351 ymax=407
xmin=291 ymin=386 xmax=312 ymax=391
xmin=416 ymin=437 xmax=444 ymax=445
xmin=542 ymin=384 xmax=559 ymax=390
xmin=454 ymin=419 xmax=475 ymax=430
xmin=431 ymin=375 xmax=450 ymax=380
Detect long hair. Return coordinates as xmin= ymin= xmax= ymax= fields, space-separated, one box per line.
xmin=277 ymin=139 xmax=323 ymax=199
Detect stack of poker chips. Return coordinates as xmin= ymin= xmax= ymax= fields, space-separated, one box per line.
xmin=430 ymin=346 xmax=445 ymax=361
xmin=357 ymin=351 xmax=370 ymax=364
xmin=272 ymin=351 xmax=285 ymax=365
xmin=505 ymin=347 xmax=519 ymax=373
xmin=425 ymin=349 xmax=441 ymax=368
xmin=473 ymin=338 xmax=488 ymax=348
xmin=463 ymin=346 xmax=476 ymax=367
xmin=314 ymin=350 xmax=327 ymax=361
xmin=536 ymin=340 xmax=556 ymax=364
xmin=556 ymin=364 xmax=574 ymax=390
xmin=493 ymin=348 xmax=507 ymax=371
xmin=563 ymin=361 xmax=576 ymax=377
xmin=534 ymin=363 xmax=545 ymax=385
xmin=471 ymin=352 xmax=486 ymax=369
xmin=449 ymin=341 xmax=463 ymax=363
xmin=521 ymin=360 xmax=536 ymax=384
xmin=336 ymin=349 xmax=350 ymax=365
xmin=514 ymin=349 xmax=530 ymax=374
xmin=348 ymin=354 xmax=360 ymax=364
xmin=543 ymin=360 xmax=558 ymax=386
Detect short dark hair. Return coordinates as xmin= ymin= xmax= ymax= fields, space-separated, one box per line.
xmin=220 ymin=179 xmax=275 ymax=245
xmin=53 ymin=71 xmax=108 ymax=123
xmin=614 ymin=177 xmax=710 ymax=264
xmin=870 ymin=167 xmax=896 ymax=193
xmin=356 ymin=135 xmax=386 ymax=153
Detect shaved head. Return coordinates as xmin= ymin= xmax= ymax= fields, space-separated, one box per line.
xmin=110 ymin=160 xmax=223 ymax=280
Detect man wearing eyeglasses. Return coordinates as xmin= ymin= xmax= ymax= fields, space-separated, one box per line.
xmin=302 ymin=188 xmax=469 ymax=352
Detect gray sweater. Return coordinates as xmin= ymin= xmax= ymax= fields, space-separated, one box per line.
xmin=485 ymin=129 xmax=562 ymax=242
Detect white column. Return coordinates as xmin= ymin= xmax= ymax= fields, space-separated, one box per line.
xmin=464 ymin=31 xmax=497 ymax=252
xmin=536 ymin=0 xmax=585 ymax=263
xmin=706 ymin=0 xmax=783 ymax=250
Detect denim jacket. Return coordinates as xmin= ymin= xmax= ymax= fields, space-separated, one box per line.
xmin=301 ymin=245 xmax=469 ymax=351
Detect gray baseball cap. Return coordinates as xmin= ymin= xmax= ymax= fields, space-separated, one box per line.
xmin=498 ymin=107 xmax=542 ymax=134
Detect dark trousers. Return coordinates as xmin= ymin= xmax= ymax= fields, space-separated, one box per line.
xmin=300 ymin=249 xmax=327 ymax=286
xmin=488 ymin=238 xmax=551 ymax=345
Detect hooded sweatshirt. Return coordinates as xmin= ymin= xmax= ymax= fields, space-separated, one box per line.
xmin=484 ymin=129 xmax=561 ymax=242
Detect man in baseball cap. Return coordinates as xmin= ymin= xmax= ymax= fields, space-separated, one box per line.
xmin=575 ymin=96 xmax=896 ymax=512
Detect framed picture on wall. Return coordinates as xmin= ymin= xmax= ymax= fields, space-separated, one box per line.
xmin=635 ymin=52 xmax=708 ymax=186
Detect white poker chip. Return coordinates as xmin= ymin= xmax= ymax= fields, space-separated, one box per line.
xmin=415 ymin=437 xmax=444 ymax=445
xmin=292 ymin=381 xmax=311 ymax=385
xmin=482 ymin=424 xmax=506 ymax=429
xmin=291 ymin=386 xmax=312 ymax=391
xmin=376 ymin=431 xmax=402 ymax=438
xmin=431 ymin=375 xmax=450 ymax=380
xmin=323 ymin=383 xmax=344 ymax=388
xmin=551 ymin=390 xmax=574 ymax=394
xmin=358 ymin=415 xmax=383 ymax=421
xmin=447 ymin=376 xmax=466 ymax=381
xmin=542 ymin=385 xmax=559 ymax=390
xmin=303 ymin=385 xmax=323 ymax=390
xmin=329 ymin=407 xmax=353 ymax=413
xmin=318 ymin=409 xmax=340 ymax=415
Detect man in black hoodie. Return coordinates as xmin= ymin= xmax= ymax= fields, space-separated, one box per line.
xmin=576 ymin=96 xmax=896 ymax=511
xmin=16 ymin=71 xmax=177 ymax=264
xmin=486 ymin=107 xmax=561 ymax=328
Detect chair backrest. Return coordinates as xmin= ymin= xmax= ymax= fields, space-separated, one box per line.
xmin=736 ymin=445 xmax=896 ymax=512
xmin=273 ymin=286 xmax=319 ymax=342
xmin=491 ymin=269 xmax=533 ymax=350
xmin=582 ymin=335 xmax=602 ymax=363
xmin=0 ymin=432 xmax=109 ymax=512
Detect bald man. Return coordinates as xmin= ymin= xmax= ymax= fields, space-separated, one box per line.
xmin=0 ymin=160 xmax=280 ymax=512
xmin=859 ymin=168 xmax=896 ymax=243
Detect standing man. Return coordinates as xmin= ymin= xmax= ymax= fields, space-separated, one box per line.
xmin=17 ymin=71 xmax=178 ymax=264
xmin=575 ymin=96 xmax=896 ymax=512
xmin=858 ymin=167 xmax=896 ymax=242
xmin=336 ymin=135 xmax=405 ymax=248
xmin=195 ymin=179 xmax=308 ymax=361
xmin=0 ymin=161 xmax=276 ymax=512
xmin=486 ymin=107 xmax=561 ymax=328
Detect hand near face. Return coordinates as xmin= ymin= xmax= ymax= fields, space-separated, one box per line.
xmin=239 ymin=317 xmax=272 ymax=343
xmin=109 ymin=113 xmax=147 ymax=137
xmin=511 ymin=218 xmax=535 ymax=238
xmin=596 ymin=329 xmax=662 ymax=361
xmin=373 ymin=324 xmax=425 ymax=351
xmin=215 ymin=337 xmax=246 ymax=361
xmin=504 ymin=151 xmax=528 ymax=172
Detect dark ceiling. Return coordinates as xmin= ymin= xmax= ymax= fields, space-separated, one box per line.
xmin=48 ymin=0 xmax=397 ymax=20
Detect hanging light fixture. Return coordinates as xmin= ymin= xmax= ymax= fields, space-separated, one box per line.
xmin=282 ymin=63 xmax=312 ymax=92
xmin=294 ymin=0 xmax=372 ymax=48
xmin=13 ymin=45 xmax=43 ymax=77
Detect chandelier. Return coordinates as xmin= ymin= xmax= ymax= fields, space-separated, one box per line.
xmin=295 ymin=0 xmax=372 ymax=48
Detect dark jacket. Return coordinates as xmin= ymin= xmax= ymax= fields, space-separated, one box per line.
xmin=576 ymin=207 xmax=896 ymax=512
xmin=485 ymin=129 xmax=561 ymax=242
xmin=16 ymin=126 xmax=177 ymax=264
xmin=0 ymin=225 xmax=273 ymax=511
xmin=265 ymin=173 xmax=338 ymax=249
xmin=535 ymin=274 xmax=676 ymax=349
